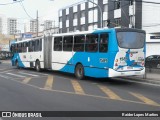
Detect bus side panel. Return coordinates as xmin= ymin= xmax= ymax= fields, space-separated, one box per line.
xmin=59 ymin=52 xmax=109 ymax=78
xmin=19 ymin=53 xmax=30 ymax=67
xmin=52 ymin=51 xmax=74 ymax=72
xmin=12 ymin=53 xmax=25 ymax=67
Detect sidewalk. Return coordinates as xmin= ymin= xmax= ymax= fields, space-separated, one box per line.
xmin=0 ymin=60 xmax=11 ymax=64
xmin=121 ymin=68 xmax=160 ymax=85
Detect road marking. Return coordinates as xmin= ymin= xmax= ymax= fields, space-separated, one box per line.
xmin=7 ymin=73 xmax=26 ymax=78
xmin=41 ymin=87 xmax=160 ymax=107
xmin=0 ymin=70 xmax=14 ymax=73
xmin=130 ymin=92 xmax=160 ymax=106
xmin=22 ymin=77 xmax=32 ymax=84
xmin=1 ymin=75 xmax=160 ymax=107
xmin=19 ymin=72 xmax=39 ymax=77
xmin=0 ymin=74 xmax=10 ymax=79
xmin=44 ymin=75 xmax=54 ymax=90
xmin=98 ymin=85 xmax=122 ymax=100
xmin=28 ymin=71 xmax=49 ymax=76
xmin=71 ymin=80 xmax=85 ymax=95
xmin=0 ymin=68 xmax=7 ymax=70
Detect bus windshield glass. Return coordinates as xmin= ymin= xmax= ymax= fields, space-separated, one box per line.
xmin=117 ymin=32 xmax=145 ymax=49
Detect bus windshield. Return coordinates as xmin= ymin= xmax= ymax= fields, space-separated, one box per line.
xmin=117 ymin=32 xmax=145 ymax=49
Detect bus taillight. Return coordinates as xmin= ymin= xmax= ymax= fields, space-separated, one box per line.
xmin=115 ymin=63 xmax=118 ymax=66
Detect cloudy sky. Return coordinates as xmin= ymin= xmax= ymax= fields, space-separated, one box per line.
xmin=0 ymin=0 xmax=82 ymax=23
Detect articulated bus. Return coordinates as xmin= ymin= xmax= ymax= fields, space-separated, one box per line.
xmin=11 ymin=28 xmax=146 ymax=79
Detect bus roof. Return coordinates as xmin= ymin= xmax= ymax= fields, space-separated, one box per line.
xmin=12 ymin=28 xmax=145 ymax=44
xmin=52 ymin=28 xmax=116 ymax=37
xmin=12 ymin=36 xmax=43 ymax=44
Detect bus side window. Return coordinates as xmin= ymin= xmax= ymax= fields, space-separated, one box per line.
xmin=29 ymin=41 xmax=32 ymax=52
xmin=33 ymin=41 xmax=36 ymax=52
xmin=85 ymin=34 xmax=98 ymax=52
xmin=63 ymin=36 xmax=73 ymax=51
xmin=24 ymin=42 xmax=28 ymax=52
xmin=99 ymin=33 xmax=108 ymax=52
xmin=22 ymin=42 xmax=25 ymax=53
xmin=40 ymin=39 xmax=42 ymax=51
xmin=35 ymin=39 xmax=40 ymax=52
xmin=73 ymin=35 xmax=85 ymax=52
xmin=10 ymin=44 xmax=14 ymax=52
xmin=18 ymin=43 xmax=22 ymax=53
xmin=54 ymin=37 xmax=62 ymax=51
xmin=15 ymin=44 xmax=18 ymax=53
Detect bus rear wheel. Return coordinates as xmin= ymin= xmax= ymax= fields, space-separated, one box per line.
xmin=75 ymin=64 xmax=84 ymax=80
xmin=35 ymin=61 xmax=41 ymax=72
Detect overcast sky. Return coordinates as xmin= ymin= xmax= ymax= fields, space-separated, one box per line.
xmin=0 ymin=0 xmax=82 ymax=23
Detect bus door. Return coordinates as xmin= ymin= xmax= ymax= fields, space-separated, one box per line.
xmin=44 ymin=36 xmax=52 ymax=69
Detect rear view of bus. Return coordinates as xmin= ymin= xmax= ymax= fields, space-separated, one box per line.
xmin=109 ymin=28 xmax=146 ymax=77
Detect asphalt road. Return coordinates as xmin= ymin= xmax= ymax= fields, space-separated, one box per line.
xmin=0 ymin=62 xmax=160 ymax=120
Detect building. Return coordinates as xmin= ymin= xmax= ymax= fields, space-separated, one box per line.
xmin=30 ymin=19 xmax=38 ymax=33
xmin=44 ymin=20 xmax=53 ymax=30
xmin=59 ymin=0 xmax=160 ymax=57
xmin=142 ymin=0 xmax=160 ymax=57
xmin=0 ymin=14 xmax=7 ymax=35
xmin=59 ymin=0 xmax=137 ymax=33
xmin=7 ymin=18 xmax=17 ymax=35
xmin=0 ymin=17 xmax=2 ymax=34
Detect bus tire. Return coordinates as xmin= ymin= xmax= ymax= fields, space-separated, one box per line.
xmin=75 ymin=64 xmax=84 ymax=80
xmin=35 ymin=61 xmax=41 ymax=72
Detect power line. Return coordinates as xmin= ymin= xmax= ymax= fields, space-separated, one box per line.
xmin=0 ymin=1 xmax=22 ymax=5
xmin=19 ymin=0 xmax=33 ymax=19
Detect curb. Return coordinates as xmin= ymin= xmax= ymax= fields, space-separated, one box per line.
xmin=0 ymin=60 xmax=11 ymax=64
xmin=119 ymin=76 xmax=160 ymax=85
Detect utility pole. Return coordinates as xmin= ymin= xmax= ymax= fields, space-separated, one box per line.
xmin=133 ymin=0 xmax=135 ymax=28
xmin=36 ymin=10 xmax=39 ymax=37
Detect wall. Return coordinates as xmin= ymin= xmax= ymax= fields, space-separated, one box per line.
xmin=142 ymin=0 xmax=160 ymax=33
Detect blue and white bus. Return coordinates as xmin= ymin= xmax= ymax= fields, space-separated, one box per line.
xmin=11 ymin=28 xmax=146 ymax=79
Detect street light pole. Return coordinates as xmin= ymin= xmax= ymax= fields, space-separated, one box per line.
xmin=86 ymin=0 xmax=103 ymax=28
xmin=36 ymin=10 xmax=39 ymax=37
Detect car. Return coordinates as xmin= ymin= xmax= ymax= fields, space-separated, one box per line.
xmin=145 ymin=55 xmax=160 ymax=69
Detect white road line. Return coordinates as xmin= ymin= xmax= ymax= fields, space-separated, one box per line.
xmin=7 ymin=73 xmax=26 ymax=78
xmin=0 ymin=70 xmax=14 ymax=73
xmin=18 ymin=72 xmax=39 ymax=77
xmin=0 ymin=74 xmax=10 ymax=79
xmin=0 ymin=68 xmax=7 ymax=70
xmin=27 ymin=71 xmax=49 ymax=76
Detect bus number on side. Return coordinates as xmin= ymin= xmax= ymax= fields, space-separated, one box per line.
xmin=100 ymin=58 xmax=108 ymax=63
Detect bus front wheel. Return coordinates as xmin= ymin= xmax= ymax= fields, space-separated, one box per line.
xmin=75 ymin=64 xmax=84 ymax=80
xmin=35 ymin=61 xmax=41 ymax=72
